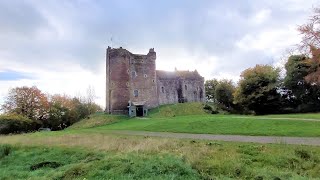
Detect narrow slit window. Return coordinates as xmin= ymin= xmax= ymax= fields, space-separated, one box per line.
xmin=161 ymin=87 xmax=165 ymax=93
xmin=132 ymin=71 xmax=136 ymax=78
xmin=134 ymin=90 xmax=139 ymax=97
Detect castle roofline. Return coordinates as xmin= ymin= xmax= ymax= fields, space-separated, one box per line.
xmin=156 ymin=69 xmax=204 ymax=80
xmin=107 ymin=46 xmax=155 ymax=56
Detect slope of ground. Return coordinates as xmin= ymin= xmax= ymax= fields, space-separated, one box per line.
xmin=69 ymin=113 xmax=127 ymax=129
xmin=68 ymin=103 xmax=320 ymax=137
xmin=93 ymin=114 xmax=320 ymax=137
xmin=148 ymin=102 xmax=208 ymax=117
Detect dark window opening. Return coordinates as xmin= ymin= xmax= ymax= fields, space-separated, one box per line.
xmin=178 ymin=88 xmax=184 ymax=103
xmin=161 ymin=87 xmax=164 ymax=93
xmin=134 ymin=90 xmax=138 ymax=97
xmin=185 ymin=85 xmax=187 ymax=90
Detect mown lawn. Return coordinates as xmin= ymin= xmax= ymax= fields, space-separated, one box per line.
xmin=91 ymin=114 xmax=320 ymax=137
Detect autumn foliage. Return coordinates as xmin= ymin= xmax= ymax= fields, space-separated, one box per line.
xmin=298 ymin=8 xmax=320 ymax=85
xmin=0 ymin=86 xmax=102 ymax=133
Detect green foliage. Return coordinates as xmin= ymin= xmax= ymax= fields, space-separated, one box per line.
xmin=214 ymin=79 xmax=236 ymax=110
xmin=283 ymin=55 xmax=320 ymax=112
xmin=205 ymin=79 xmax=219 ymax=101
xmin=234 ymin=65 xmax=281 ymax=114
xmin=0 ymin=114 xmax=41 ymax=134
xmin=203 ymin=104 xmax=219 ymax=114
xmin=1 ymin=86 xmax=103 ymax=132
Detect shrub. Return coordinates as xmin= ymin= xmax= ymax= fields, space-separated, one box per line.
xmin=0 ymin=114 xmax=41 ymax=134
xmin=0 ymin=144 xmax=12 ymax=158
xmin=203 ymin=104 xmax=219 ymax=114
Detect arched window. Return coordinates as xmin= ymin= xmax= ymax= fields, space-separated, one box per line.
xmin=161 ymin=87 xmax=165 ymax=93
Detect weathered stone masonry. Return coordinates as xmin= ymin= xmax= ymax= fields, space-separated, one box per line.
xmin=106 ymin=47 xmax=205 ymax=115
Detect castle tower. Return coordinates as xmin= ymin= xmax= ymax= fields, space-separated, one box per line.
xmin=106 ymin=47 xmax=158 ymax=114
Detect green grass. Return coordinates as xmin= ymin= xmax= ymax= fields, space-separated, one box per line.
xmin=89 ymin=114 xmax=320 ymax=137
xmin=65 ymin=103 xmax=320 ymax=137
xmin=262 ymin=113 xmax=320 ymax=119
xmin=0 ymin=144 xmax=198 ymax=180
xmin=1 ymin=136 xmax=320 ymax=179
xmin=69 ymin=112 xmax=127 ymax=129
xmin=1 ymin=103 xmax=320 ymax=179
xmin=148 ymin=102 xmax=208 ymax=117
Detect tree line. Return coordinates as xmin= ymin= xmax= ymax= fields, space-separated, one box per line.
xmin=0 ymin=86 xmax=102 ymax=134
xmin=205 ymin=8 xmax=320 ymax=115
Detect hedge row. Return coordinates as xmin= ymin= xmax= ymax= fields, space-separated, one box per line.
xmin=0 ymin=114 xmax=41 ymax=134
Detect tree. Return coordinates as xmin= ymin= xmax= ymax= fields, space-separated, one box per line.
xmin=204 ymin=79 xmax=218 ymax=102
xmin=298 ymin=7 xmax=320 ymax=84
xmin=282 ymin=55 xmax=320 ymax=111
xmin=214 ymin=79 xmax=235 ymax=109
xmin=234 ymin=65 xmax=281 ymax=115
xmin=283 ymin=55 xmax=310 ymax=100
xmin=1 ymin=86 xmax=49 ymax=121
xmin=46 ymin=94 xmax=73 ymax=130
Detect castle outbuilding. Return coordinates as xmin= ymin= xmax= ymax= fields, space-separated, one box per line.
xmin=105 ymin=47 xmax=205 ymax=116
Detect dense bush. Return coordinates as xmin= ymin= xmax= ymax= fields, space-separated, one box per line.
xmin=0 ymin=114 xmax=41 ymax=134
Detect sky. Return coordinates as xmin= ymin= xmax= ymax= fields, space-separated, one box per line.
xmin=0 ymin=0 xmax=319 ymax=108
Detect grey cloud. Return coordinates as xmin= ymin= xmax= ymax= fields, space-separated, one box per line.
xmin=0 ymin=0 xmax=318 ymax=78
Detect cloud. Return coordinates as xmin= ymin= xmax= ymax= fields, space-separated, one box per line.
xmin=0 ymin=0 xmax=319 ymax=107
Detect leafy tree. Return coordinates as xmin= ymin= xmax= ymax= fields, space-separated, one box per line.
xmin=204 ymin=79 xmax=218 ymax=102
xmin=234 ymin=65 xmax=281 ymax=115
xmin=46 ymin=94 xmax=72 ymax=130
xmin=284 ymin=55 xmax=310 ymax=101
xmin=298 ymin=7 xmax=320 ymax=84
xmin=1 ymin=86 xmax=49 ymax=121
xmin=214 ymin=79 xmax=235 ymax=109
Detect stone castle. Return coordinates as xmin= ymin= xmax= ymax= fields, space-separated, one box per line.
xmin=105 ymin=47 xmax=205 ymax=116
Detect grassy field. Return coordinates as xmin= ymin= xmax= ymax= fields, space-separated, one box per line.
xmin=66 ymin=103 xmax=320 ymax=137
xmin=1 ymin=133 xmax=320 ymax=179
xmin=92 ymin=114 xmax=320 ymax=137
xmin=1 ymin=103 xmax=320 ymax=179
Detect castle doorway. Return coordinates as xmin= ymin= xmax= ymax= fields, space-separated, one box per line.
xmin=136 ymin=105 xmax=144 ymax=117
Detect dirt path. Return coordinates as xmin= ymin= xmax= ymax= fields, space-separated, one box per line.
xmin=230 ymin=116 xmax=320 ymax=122
xmin=109 ymin=130 xmax=320 ymax=146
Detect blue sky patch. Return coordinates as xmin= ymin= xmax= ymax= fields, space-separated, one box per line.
xmin=0 ymin=70 xmax=33 ymax=81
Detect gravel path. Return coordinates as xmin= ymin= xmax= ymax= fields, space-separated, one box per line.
xmin=110 ymin=130 xmax=320 ymax=146
xmin=230 ymin=116 xmax=320 ymax=122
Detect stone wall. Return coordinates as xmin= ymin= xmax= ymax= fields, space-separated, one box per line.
xmin=128 ymin=49 xmax=158 ymax=108
xmin=106 ymin=47 xmax=131 ymax=113
xmin=157 ymin=70 xmax=205 ymax=105
xmin=106 ymin=47 xmax=205 ymax=114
